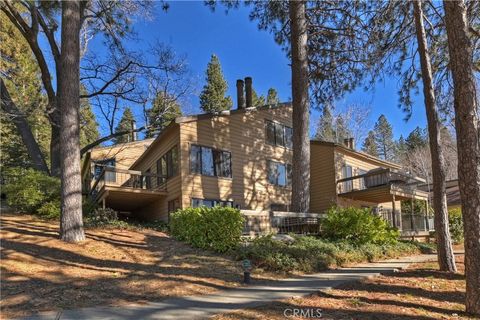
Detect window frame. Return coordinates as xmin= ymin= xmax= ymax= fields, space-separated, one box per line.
xmin=191 ymin=198 xmax=233 ymax=208
xmin=156 ymin=145 xmax=179 ymax=185
xmin=264 ymin=120 xmax=292 ymax=149
xmin=267 ymin=160 xmax=292 ymax=188
xmin=189 ymin=144 xmax=232 ymax=178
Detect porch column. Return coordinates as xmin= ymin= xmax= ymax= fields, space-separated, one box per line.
xmin=424 ymin=199 xmax=430 ymax=231
xmin=410 ymin=199 xmax=415 ymax=231
xmin=392 ymin=194 xmax=397 ymax=229
xmin=102 ymin=197 xmax=106 ymax=210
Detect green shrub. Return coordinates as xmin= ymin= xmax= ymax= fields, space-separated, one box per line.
xmin=449 ymin=208 xmax=464 ymax=244
xmin=3 ymin=168 xmax=60 ymax=216
xmin=238 ymin=235 xmax=420 ymax=273
xmin=321 ymin=206 xmax=400 ymax=245
xmin=37 ymin=200 xmax=60 ymax=219
xmin=84 ymin=207 xmax=128 ymax=228
xmin=170 ymin=206 xmax=244 ymax=253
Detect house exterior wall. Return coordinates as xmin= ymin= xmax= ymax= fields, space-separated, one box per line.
xmin=90 ymin=139 xmax=154 ymax=170
xmin=178 ymin=105 xmax=293 ymax=212
xmin=309 ymin=141 xmax=402 ymax=213
xmin=130 ymin=125 xmax=182 ymax=221
xmin=333 ymin=146 xmax=401 ymax=211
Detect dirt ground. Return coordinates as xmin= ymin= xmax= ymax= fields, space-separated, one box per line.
xmin=0 ymin=214 xmax=274 ymax=319
xmin=214 ymin=255 xmax=471 ymax=320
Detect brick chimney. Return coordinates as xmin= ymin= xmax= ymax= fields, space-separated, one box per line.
xmin=245 ymin=77 xmax=253 ymax=109
xmin=236 ymin=79 xmax=245 ymax=109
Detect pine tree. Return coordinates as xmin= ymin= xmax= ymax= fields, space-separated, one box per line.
xmin=373 ymin=115 xmax=396 ymax=161
xmin=199 ymin=54 xmax=232 ymax=113
xmin=362 ymin=130 xmax=378 ymax=157
xmin=314 ymin=105 xmax=335 ymax=142
xmin=79 ymin=87 xmax=99 ymax=148
xmin=251 ymin=88 xmax=266 ymax=107
xmin=114 ymin=107 xmax=135 ymax=144
xmin=405 ymin=126 xmax=428 ymax=151
xmin=334 ymin=115 xmax=351 ymax=143
xmin=146 ymin=92 xmax=182 ymax=138
xmin=266 ymin=88 xmax=280 ymax=105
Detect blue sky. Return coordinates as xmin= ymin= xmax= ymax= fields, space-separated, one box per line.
xmin=91 ymin=1 xmax=428 ymax=141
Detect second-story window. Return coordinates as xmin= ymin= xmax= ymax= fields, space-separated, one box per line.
xmin=190 ymin=144 xmax=232 ymax=178
xmin=265 ymin=120 xmax=292 ymax=149
xmin=156 ymin=146 xmax=178 ymax=185
xmin=268 ymin=160 xmax=292 ymax=187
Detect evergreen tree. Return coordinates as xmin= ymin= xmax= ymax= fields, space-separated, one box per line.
xmin=314 ymin=105 xmax=335 ymax=142
xmin=114 ymin=107 xmax=136 ymax=144
xmin=373 ymin=115 xmax=396 ymax=161
xmin=334 ymin=115 xmax=351 ymax=143
xmin=362 ymin=130 xmax=378 ymax=157
xmin=79 ymin=88 xmax=99 ymax=148
xmin=199 ymin=54 xmax=232 ymax=113
xmin=405 ymin=126 xmax=428 ymax=151
xmin=0 ymin=13 xmax=50 ymax=171
xmin=266 ymin=88 xmax=280 ymax=105
xmin=251 ymin=88 xmax=266 ymax=107
xmin=146 ymin=92 xmax=182 ymax=138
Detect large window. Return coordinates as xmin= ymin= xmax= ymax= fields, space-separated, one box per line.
xmin=191 ymin=198 xmax=233 ymax=208
xmin=156 ymin=146 xmax=178 ymax=185
xmin=190 ymin=145 xmax=232 ymax=178
xmin=267 ymin=160 xmax=292 ymax=187
xmin=342 ymin=165 xmax=353 ymax=192
xmin=265 ymin=120 xmax=293 ymax=149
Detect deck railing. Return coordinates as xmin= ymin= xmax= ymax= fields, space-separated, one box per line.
xmin=336 ymin=168 xmax=424 ymax=194
xmin=90 ymin=167 xmax=167 ymax=198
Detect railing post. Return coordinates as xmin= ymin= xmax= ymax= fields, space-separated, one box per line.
xmin=410 ymin=199 xmax=415 ymax=232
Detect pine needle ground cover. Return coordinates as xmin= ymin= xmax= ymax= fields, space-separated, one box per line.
xmin=0 ymin=214 xmax=277 ymax=318
xmin=214 ymin=253 xmax=468 ymax=320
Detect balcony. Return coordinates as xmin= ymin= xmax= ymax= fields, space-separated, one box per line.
xmin=336 ymin=168 xmax=429 ymax=203
xmin=90 ymin=167 xmax=168 ymax=212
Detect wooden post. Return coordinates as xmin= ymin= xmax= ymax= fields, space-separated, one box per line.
xmin=392 ymin=194 xmax=397 ymax=229
xmin=410 ymin=198 xmax=415 ymax=231
xmin=102 ymin=197 xmax=106 ymax=210
xmin=425 ymin=198 xmax=430 ymax=231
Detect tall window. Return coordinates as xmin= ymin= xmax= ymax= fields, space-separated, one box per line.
xmin=265 ymin=120 xmax=292 ymax=149
xmin=268 ymin=160 xmax=292 ymax=187
xmin=190 ymin=145 xmax=232 ymax=178
xmin=342 ymin=165 xmax=353 ymax=192
xmin=156 ymin=146 xmax=178 ymax=185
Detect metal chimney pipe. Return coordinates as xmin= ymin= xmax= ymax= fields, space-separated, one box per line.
xmin=349 ymin=138 xmax=355 ymax=149
xmin=343 ymin=138 xmax=350 ymax=148
xmin=245 ymin=77 xmax=252 ymax=109
xmin=236 ymin=79 xmax=245 ymax=109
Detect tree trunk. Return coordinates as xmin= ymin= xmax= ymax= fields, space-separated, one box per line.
xmin=58 ymin=0 xmax=85 ymax=242
xmin=443 ymin=0 xmax=480 ymax=315
xmin=49 ymin=114 xmax=61 ymax=177
xmin=1 ymin=79 xmax=50 ymax=174
xmin=289 ymin=0 xmax=310 ymax=213
xmin=413 ymin=0 xmax=456 ymax=272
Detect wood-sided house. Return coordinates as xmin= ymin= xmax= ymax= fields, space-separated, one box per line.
xmin=82 ymin=78 xmax=431 ymax=235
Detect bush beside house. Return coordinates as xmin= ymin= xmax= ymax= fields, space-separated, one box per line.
xmin=2 ymin=168 xmax=61 ymax=219
xmin=448 ymin=208 xmax=464 ymax=244
xmin=170 ymin=206 xmax=244 ymax=253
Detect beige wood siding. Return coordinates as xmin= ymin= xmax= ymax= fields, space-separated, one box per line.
xmin=90 ymin=139 xmax=153 ymax=169
xmin=179 ymin=105 xmax=293 ymax=211
xmin=130 ymin=126 xmax=182 ymax=221
xmin=334 ymin=147 xmax=401 ymax=210
xmin=309 ymin=143 xmax=337 ymax=213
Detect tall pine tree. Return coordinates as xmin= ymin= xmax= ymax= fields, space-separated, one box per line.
xmin=146 ymin=92 xmax=182 ymax=138
xmin=266 ymin=88 xmax=280 ymax=104
xmin=314 ymin=105 xmax=335 ymax=142
xmin=373 ymin=115 xmax=396 ymax=161
xmin=114 ymin=107 xmax=136 ymax=144
xmin=199 ymin=54 xmax=232 ymax=113
xmin=362 ymin=130 xmax=379 ymax=157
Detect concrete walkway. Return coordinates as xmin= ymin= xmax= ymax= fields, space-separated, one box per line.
xmin=23 ymin=254 xmax=437 ymax=320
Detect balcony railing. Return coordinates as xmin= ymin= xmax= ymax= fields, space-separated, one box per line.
xmin=90 ymin=167 xmax=167 ymax=198
xmin=336 ymin=168 xmax=424 ymax=194
xmin=375 ymin=208 xmax=434 ymax=233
